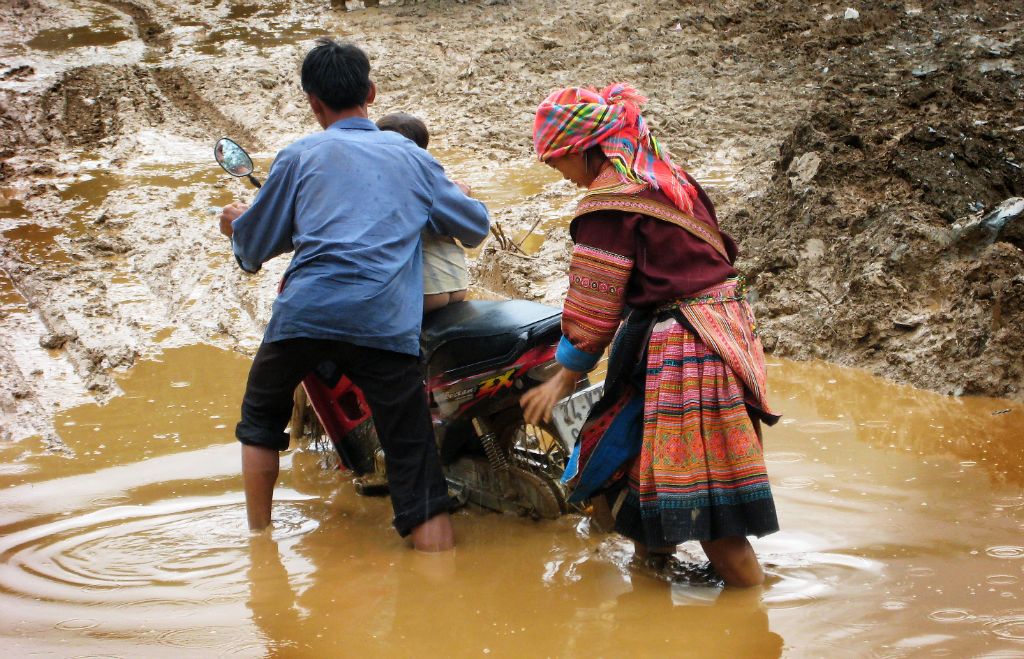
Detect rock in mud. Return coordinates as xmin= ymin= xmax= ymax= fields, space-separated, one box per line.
xmin=39 ymin=331 xmax=74 ymax=350
xmin=954 ymin=197 xmax=1024 ymax=248
xmin=788 ymin=151 xmax=821 ymax=188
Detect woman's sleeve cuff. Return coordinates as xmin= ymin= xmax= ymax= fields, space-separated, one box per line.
xmin=555 ymin=335 xmax=601 ymax=372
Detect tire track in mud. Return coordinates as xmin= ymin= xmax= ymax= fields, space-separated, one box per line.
xmin=149 ymin=66 xmax=263 ymax=151
xmin=0 ymin=262 xmax=67 ymax=448
xmin=89 ymin=0 xmax=263 ymax=150
xmin=0 ymin=0 xmax=274 ymax=445
xmin=91 ymin=0 xmax=268 ymax=344
xmin=107 ymin=0 xmax=263 ymax=150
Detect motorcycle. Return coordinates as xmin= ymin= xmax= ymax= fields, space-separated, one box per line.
xmin=214 ymin=137 xmax=602 ymax=519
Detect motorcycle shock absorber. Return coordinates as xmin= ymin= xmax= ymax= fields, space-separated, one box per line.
xmin=471 ymin=417 xmax=509 ymax=474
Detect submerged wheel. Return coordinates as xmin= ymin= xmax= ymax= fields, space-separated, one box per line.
xmin=498 ymin=419 xmax=569 ymax=518
xmin=508 ymin=466 xmax=564 ymax=520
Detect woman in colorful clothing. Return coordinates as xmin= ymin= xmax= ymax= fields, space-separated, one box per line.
xmin=521 ymin=84 xmax=780 ymax=587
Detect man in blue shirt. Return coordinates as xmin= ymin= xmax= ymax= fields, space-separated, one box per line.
xmin=219 ymin=39 xmax=489 ymax=551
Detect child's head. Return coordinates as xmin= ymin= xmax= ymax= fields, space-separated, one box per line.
xmin=376 ymin=112 xmax=429 ymax=149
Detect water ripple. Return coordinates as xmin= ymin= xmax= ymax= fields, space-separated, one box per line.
xmin=54 ymin=618 xmax=100 ymax=631
xmin=986 ymin=546 xmax=1024 ymax=560
xmin=991 ymin=495 xmax=1024 ymax=509
xmin=762 ymin=551 xmax=884 ymax=610
xmin=156 ymin=625 xmax=254 ymax=650
xmin=985 ymin=611 xmax=1024 ymax=642
xmin=928 ymin=608 xmax=973 ymax=623
xmin=794 ymin=421 xmax=850 ymax=434
xmin=764 ymin=451 xmax=806 ymax=464
xmin=0 ymin=496 xmax=316 ymax=605
xmin=987 ymin=574 xmax=1020 ymax=586
xmin=777 ymin=476 xmax=816 ymax=489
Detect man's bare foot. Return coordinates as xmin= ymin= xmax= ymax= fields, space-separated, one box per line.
xmin=409 ymin=512 xmax=454 ymax=552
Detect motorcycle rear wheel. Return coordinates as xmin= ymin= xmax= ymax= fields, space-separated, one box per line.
xmin=499 ymin=420 xmax=572 ymax=518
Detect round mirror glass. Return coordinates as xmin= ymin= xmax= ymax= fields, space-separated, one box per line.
xmin=214 ymin=138 xmax=254 ymax=177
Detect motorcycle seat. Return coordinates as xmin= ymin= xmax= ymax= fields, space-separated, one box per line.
xmin=421 ymin=300 xmax=562 ymax=378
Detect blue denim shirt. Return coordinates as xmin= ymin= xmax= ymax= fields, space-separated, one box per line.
xmin=230 ymin=117 xmax=490 ymax=356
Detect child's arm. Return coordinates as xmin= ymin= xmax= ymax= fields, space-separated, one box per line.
xmin=424 ymin=159 xmax=490 ymax=248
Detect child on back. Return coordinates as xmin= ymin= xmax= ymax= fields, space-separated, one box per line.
xmin=376 ymin=112 xmax=471 ymax=314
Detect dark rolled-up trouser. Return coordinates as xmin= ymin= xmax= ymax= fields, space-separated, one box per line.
xmin=235 ymin=338 xmax=450 ymax=536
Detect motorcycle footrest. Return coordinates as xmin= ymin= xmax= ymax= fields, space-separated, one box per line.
xmin=353 ymin=475 xmax=389 ymax=497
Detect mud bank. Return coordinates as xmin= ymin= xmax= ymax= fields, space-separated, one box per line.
xmin=1 ymin=0 xmax=1022 ymax=445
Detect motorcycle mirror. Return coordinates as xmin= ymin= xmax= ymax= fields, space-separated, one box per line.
xmin=214 ymin=137 xmax=262 ymax=188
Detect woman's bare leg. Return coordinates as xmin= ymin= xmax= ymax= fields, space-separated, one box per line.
xmin=701 ymin=536 xmax=765 ymax=587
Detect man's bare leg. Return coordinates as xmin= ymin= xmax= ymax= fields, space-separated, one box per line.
xmin=701 ymin=536 xmax=765 ymax=587
xmin=242 ymin=444 xmax=280 ymax=531
xmin=409 ymin=512 xmax=454 ymax=552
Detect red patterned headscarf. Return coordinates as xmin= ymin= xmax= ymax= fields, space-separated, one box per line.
xmin=532 ymin=83 xmax=697 ymax=214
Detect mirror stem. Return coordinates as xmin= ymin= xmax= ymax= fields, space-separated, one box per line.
xmin=248 ymin=174 xmax=263 ymax=189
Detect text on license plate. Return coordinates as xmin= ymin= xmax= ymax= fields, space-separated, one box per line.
xmin=550 ymin=382 xmax=604 ymax=452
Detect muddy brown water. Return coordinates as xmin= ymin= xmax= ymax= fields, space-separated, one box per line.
xmin=1 ymin=345 xmax=1022 ymax=657
xmin=1 ymin=152 xmax=1023 ymax=659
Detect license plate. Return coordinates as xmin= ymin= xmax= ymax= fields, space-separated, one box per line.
xmin=551 ymin=382 xmax=604 ymax=452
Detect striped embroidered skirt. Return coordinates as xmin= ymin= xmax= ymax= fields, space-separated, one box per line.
xmin=607 ymin=316 xmax=779 ymax=547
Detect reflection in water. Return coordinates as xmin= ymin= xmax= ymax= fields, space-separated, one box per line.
xmin=244 ymin=518 xmax=783 ymax=658
xmin=773 ymin=359 xmax=1024 ymax=485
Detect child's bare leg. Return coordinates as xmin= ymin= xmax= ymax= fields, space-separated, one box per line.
xmin=449 ymin=290 xmax=467 ymax=304
xmin=423 ymin=293 xmax=450 ymax=314
xmin=701 ymin=536 xmax=765 ymax=587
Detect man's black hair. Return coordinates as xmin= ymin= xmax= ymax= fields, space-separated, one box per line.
xmin=301 ymin=38 xmax=371 ymax=111
xmin=376 ymin=112 xmax=429 ymax=149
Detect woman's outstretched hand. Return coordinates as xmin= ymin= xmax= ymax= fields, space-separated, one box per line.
xmin=521 ymin=366 xmax=580 ymax=425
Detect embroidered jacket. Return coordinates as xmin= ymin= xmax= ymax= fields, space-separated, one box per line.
xmin=555 ymin=167 xmax=738 ymax=372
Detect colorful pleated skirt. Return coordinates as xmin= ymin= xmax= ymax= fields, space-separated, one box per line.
xmin=607 ymin=316 xmax=779 ymax=547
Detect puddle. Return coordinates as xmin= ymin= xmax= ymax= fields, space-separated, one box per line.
xmin=0 ymin=346 xmax=1021 ymax=656
xmin=50 ymin=159 xmax=239 ymax=237
xmin=0 ymin=197 xmax=27 ymax=220
xmin=185 ymin=3 xmax=330 ymax=57
xmin=1 ymin=223 xmax=69 ymax=264
xmin=432 ymin=147 xmax=558 ymax=211
xmin=27 ymin=25 xmax=132 ymax=51
xmin=0 ymin=268 xmax=25 ymax=306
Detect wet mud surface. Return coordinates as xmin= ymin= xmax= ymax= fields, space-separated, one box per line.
xmin=0 ymin=0 xmax=1023 ymax=655
xmin=1 ymin=0 xmax=1022 ymax=444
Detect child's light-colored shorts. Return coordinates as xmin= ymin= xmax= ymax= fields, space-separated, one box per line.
xmin=422 ymin=231 xmax=468 ymax=295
